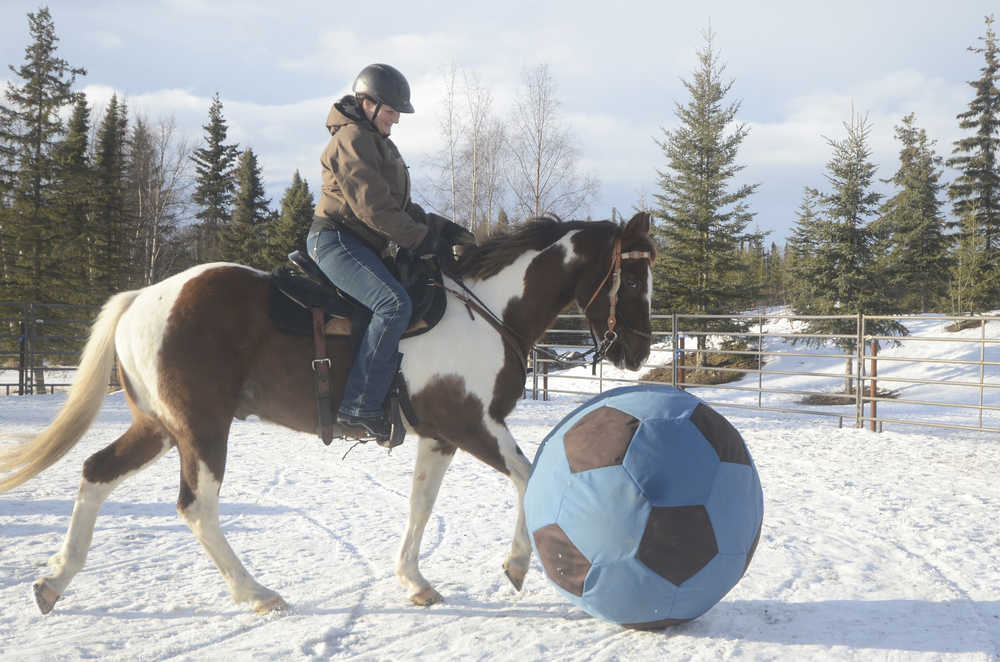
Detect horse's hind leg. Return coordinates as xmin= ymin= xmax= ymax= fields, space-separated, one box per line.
xmin=34 ymin=416 xmax=170 ymax=614
xmin=397 ymin=436 xmax=455 ymax=606
xmin=172 ymin=425 xmax=287 ymax=613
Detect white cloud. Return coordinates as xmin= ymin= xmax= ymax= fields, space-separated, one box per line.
xmin=744 ymin=69 xmax=969 ymax=173
xmin=89 ymin=30 xmax=123 ymax=50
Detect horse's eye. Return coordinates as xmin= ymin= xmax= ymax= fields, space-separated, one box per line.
xmin=625 ymin=278 xmax=639 ymax=289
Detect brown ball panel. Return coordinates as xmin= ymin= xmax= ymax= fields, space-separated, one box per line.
xmin=689 ymin=403 xmax=749 ymax=465
xmin=637 ymin=505 xmax=718 ymax=586
xmin=533 ymin=523 xmax=592 ymax=597
xmin=564 ymin=406 xmax=640 ymax=473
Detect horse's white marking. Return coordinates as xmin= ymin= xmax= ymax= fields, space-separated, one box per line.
xmin=39 ymin=438 xmax=171 ymax=598
xmin=116 ymin=263 xmax=262 ymax=418
xmin=401 ymin=243 xmax=555 ymax=397
xmin=179 ymin=459 xmax=281 ymax=608
xmin=397 ymin=436 xmax=456 ymax=600
xmin=482 ymin=417 xmax=533 ymax=577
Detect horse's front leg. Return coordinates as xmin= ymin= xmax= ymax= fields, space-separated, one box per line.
xmin=489 ymin=421 xmax=533 ymax=592
xmin=396 ymin=436 xmax=455 ymax=606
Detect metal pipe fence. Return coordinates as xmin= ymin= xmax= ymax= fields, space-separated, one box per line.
xmin=5 ymin=302 xmax=999 ymax=436
xmin=0 ymin=301 xmax=108 ymax=395
xmin=531 ymin=312 xmax=1000 ymax=436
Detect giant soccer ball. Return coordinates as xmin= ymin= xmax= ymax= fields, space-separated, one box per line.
xmin=524 ymin=384 xmax=763 ymax=629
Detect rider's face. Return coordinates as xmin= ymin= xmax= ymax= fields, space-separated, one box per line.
xmin=364 ymin=99 xmax=400 ymax=137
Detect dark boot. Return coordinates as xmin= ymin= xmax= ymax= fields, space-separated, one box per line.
xmin=336 ymin=411 xmax=390 ymax=441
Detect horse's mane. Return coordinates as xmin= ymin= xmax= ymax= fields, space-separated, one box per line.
xmin=455 ymin=216 xmax=617 ymax=280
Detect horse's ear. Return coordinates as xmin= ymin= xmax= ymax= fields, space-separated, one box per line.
xmin=623 ymin=211 xmax=650 ymax=237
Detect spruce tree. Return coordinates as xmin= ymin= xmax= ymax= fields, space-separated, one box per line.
xmin=51 ymin=95 xmax=94 ymax=302
xmin=786 ymin=187 xmax=826 ymax=310
xmin=872 ymin=114 xmax=952 ymax=312
xmin=947 ymin=14 xmax=1000 ymax=278
xmin=92 ymin=94 xmax=131 ymax=296
xmin=126 ymin=117 xmax=160 ymax=285
xmin=265 ymin=170 xmax=313 ymax=265
xmin=0 ymin=7 xmax=85 ymax=303
xmin=0 ymin=110 xmax=12 ymax=291
xmin=224 ymin=147 xmax=270 ymax=267
xmin=763 ymin=241 xmax=787 ymax=307
xmin=788 ymin=112 xmax=906 ymax=392
xmin=652 ymin=31 xmax=760 ymax=362
xmin=191 ymin=93 xmax=238 ymax=262
xmin=950 ymin=208 xmax=995 ymax=313
xmin=494 ymin=208 xmax=510 ymax=236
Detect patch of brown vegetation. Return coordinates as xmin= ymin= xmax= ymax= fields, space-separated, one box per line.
xmin=800 ymin=388 xmax=897 ymax=406
xmin=945 ymin=319 xmax=983 ymax=332
xmin=641 ymin=349 xmax=762 ymax=387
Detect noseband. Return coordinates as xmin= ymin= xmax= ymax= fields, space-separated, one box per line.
xmin=583 ymin=237 xmax=653 ymax=360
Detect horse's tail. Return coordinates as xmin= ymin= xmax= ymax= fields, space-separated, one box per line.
xmin=0 ymin=289 xmax=141 ymax=493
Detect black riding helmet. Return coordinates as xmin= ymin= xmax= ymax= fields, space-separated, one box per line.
xmin=352 ymin=63 xmax=414 ymax=114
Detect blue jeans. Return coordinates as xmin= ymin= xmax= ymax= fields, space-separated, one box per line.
xmin=307 ymin=229 xmax=412 ymax=418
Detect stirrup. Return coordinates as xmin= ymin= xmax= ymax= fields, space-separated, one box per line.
xmin=378 ymin=398 xmax=406 ymax=450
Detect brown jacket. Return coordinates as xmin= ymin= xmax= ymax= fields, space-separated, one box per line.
xmin=312 ymin=96 xmax=428 ymax=253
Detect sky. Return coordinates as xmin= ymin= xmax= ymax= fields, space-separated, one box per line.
xmin=1 ymin=0 xmax=997 ymax=242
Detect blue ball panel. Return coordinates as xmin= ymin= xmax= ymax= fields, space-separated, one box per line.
xmin=556 ymin=467 xmax=650 ymax=565
xmin=594 ymin=385 xmax=701 ymax=422
xmin=524 ymin=437 xmax=572 ymax=534
xmin=582 ymin=558 xmax=679 ymax=624
xmin=671 ymin=553 xmax=747 ymax=619
xmin=705 ymin=462 xmax=764 ymax=555
xmin=625 ymin=418 xmax=721 ymax=506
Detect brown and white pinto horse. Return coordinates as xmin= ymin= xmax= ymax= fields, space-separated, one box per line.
xmin=0 ymin=212 xmax=655 ymax=614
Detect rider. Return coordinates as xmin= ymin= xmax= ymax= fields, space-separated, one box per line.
xmin=307 ymin=63 xmax=436 ymax=441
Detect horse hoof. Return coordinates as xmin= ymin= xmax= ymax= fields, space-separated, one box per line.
xmin=253 ymin=594 xmax=289 ymax=614
xmin=503 ymin=562 xmax=526 ymax=592
xmin=410 ymin=587 xmax=444 ymax=606
xmin=33 ymin=579 xmax=59 ymax=615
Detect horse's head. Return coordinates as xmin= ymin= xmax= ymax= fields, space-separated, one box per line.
xmin=575 ymin=212 xmax=657 ymax=371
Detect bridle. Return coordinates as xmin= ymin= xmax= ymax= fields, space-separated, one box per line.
xmin=440 ymin=233 xmax=653 ymax=376
xmin=582 ymin=237 xmax=653 ymax=361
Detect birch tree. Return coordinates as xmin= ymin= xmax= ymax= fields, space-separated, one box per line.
xmin=507 ymin=64 xmax=598 ymax=221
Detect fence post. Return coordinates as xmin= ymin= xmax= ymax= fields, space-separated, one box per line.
xmin=531 ymin=347 xmax=538 ymax=400
xmin=18 ymin=303 xmax=28 ymax=395
xmin=870 ymin=339 xmax=877 ymax=432
xmin=598 ymin=351 xmax=604 ymax=393
xmin=757 ymin=309 xmax=764 ymax=409
xmin=979 ymin=317 xmax=986 ymax=430
xmin=678 ymin=336 xmax=686 ymax=389
xmin=856 ymin=314 xmax=864 ymax=428
xmin=671 ymin=312 xmax=678 ymax=388
xmin=542 ymin=351 xmax=549 ymax=401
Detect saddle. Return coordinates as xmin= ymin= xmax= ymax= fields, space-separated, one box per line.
xmin=267 ymin=248 xmax=447 ymax=449
xmin=268 ymin=249 xmax=446 ymax=340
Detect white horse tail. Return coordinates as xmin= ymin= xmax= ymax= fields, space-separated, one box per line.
xmin=0 ymin=289 xmax=141 ymax=493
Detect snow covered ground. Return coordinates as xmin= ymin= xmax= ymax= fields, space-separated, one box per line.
xmin=1 ymin=319 xmax=999 ymax=661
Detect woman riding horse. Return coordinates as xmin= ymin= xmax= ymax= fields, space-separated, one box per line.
xmin=309 ymin=63 xmax=442 ymax=441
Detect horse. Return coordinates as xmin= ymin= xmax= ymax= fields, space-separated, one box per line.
xmin=0 ymin=212 xmax=656 ymax=614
